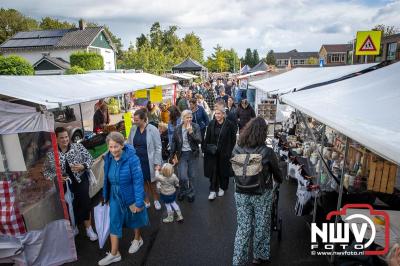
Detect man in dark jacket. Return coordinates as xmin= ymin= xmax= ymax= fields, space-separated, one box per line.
xmin=236 ymin=99 xmax=256 ymax=130
xmin=189 ymin=98 xmax=209 ymax=151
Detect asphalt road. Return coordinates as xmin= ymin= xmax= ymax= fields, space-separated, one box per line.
xmin=67 ymin=157 xmax=328 ymax=266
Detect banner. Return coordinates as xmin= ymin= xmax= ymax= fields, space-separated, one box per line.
xmin=124 ymin=112 xmax=132 ymax=138
xmin=150 ymin=86 xmax=163 ymax=103
xmin=135 ymin=89 xmax=147 ymax=99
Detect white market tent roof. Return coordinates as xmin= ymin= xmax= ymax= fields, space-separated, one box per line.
xmin=281 ymin=62 xmax=400 ymax=165
xmin=250 ymin=64 xmax=377 ymax=94
xmin=170 ymin=73 xmax=198 ymax=80
xmin=0 ymin=72 xmax=177 ymax=109
xmin=237 ymin=71 xmax=267 ymax=80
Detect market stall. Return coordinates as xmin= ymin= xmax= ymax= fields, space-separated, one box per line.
xmin=278 ymin=61 xmax=400 ymax=262
xmin=0 ymin=100 xmax=78 ymax=265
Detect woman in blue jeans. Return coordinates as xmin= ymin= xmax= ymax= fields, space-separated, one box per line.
xmin=99 ymin=132 xmax=149 ymax=266
xmin=170 ymin=110 xmax=202 ymax=202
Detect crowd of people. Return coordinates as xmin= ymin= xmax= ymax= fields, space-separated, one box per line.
xmin=44 ymin=77 xmax=281 ymax=266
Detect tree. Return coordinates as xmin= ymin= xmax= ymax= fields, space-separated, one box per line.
xmin=266 ymin=50 xmax=276 ymax=66
xmin=205 ymin=45 xmax=240 ymax=73
xmin=306 ymin=57 xmax=318 ymax=65
xmin=70 ymin=52 xmax=104 ymax=70
xmin=136 ymin=34 xmax=150 ymax=49
xmin=39 ymin=17 xmax=75 ymax=30
xmin=372 ymin=24 xmax=399 ymax=37
xmin=244 ymin=48 xmax=253 ymax=67
xmin=66 ymin=65 xmax=86 ymax=74
xmin=0 ymin=55 xmax=34 ymax=75
xmin=0 ymin=8 xmax=39 ymax=44
xmin=149 ymin=22 xmax=163 ymax=49
xmin=252 ymin=49 xmax=260 ymax=66
xmin=181 ymin=32 xmax=204 ymax=63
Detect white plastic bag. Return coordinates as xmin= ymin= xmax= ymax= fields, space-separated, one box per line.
xmin=88 ymin=169 xmax=98 ymax=186
xmin=94 ymin=203 xmax=110 ymax=249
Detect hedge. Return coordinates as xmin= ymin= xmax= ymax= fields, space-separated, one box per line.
xmin=70 ymin=51 xmax=104 ymax=70
xmin=0 ymin=55 xmax=34 ymax=75
xmin=66 ymin=65 xmax=87 ymax=74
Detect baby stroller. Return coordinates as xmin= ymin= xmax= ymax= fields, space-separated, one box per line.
xmin=271 ymin=182 xmax=282 ymax=241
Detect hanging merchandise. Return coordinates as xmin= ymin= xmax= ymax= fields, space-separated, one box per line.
xmin=150 ymin=86 xmax=163 ymax=103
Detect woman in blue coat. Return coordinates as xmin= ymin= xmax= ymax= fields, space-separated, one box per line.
xmin=98 ymin=132 xmax=149 ymax=266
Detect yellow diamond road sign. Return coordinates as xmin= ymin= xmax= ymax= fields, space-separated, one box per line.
xmin=356 ymin=31 xmax=382 ymax=55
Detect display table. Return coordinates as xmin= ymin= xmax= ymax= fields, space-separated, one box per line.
xmin=341 ymin=208 xmax=400 ymax=248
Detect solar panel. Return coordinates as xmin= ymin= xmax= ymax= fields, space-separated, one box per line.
xmin=13 ymin=29 xmax=70 ymax=39
xmin=1 ymin=37 xmax=61 ymax=48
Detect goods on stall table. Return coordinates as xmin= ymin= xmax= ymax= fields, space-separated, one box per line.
xmin=258 ymin=99 xmax=276 ymax=122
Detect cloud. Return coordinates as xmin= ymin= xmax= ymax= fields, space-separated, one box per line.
xmin=0 ymin=0 xmax=399 ymax=57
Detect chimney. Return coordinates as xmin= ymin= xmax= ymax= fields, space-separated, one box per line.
xmin=79 ymin=19 xmax=87 ymax=30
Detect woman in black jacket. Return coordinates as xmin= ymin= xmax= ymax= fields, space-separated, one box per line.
xmin=226 ymin=96 xmax=238 ymax=128
xmin=170 ymin=110 xmax=202 ymax=202
xmin=236 ymin=99 xmax=256 ymax=131
xmin=204 ymin=104 xmax=237 ymax=200
xmin=232 ymin=117 xmax=282 ymax=265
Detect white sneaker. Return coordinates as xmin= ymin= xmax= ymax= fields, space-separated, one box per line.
xmin=86 ymin=226 xmax=98 ymax=241
xmin=128 ymin=238 xmax=143 ymax=254
xmin=218 ymin=188 xmax=225 ymax=197
xmin=154 ymin=200 xmax=161 ymax=210
xmin=73 ymin=226 xmax=79 ymax=236
xmin=145 ymin=201 xmax=151 ymax=208
xmin=98 ymin=252 xmax=121 ymax=266
xmin=208 ymin=191 xmax=216 ymax=201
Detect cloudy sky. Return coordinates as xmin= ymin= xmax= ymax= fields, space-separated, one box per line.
xmin=1 ymin=0 xmax=399 ymax=57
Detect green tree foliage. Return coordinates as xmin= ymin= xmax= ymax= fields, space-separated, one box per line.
xmin=205 ymin=45 xmax=240 ymax=73
xmin=66 ymin=65 xmax=87 ymax=74
xmin=0 ymin=8 xmax=39 ymax=44
xmin=306 ymin=57 xmax=319 ymax=65
xmin=372 ymin=24 xmax=399 ymax=37
xmin=244 ymin=48 xmax=254 ymax=67
xmin=266 ymin=50 xmax=276 ymax=66
xmin=70 ymin=51 xmax=104 ymax=70
xmin=0 ymin=55 xmax=34 ymax=75
xmin=39 ymin=17 xmax=75 ymax=30
xmin=119 ymin=22 xmax=204 ymax=73
xmin=252 ymin=49 xmax=260 ymax=66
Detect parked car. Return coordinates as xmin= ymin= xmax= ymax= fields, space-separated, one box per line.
xmin=53 ymin=106 xmax=84 ymax=143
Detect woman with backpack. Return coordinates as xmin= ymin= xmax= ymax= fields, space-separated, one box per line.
xmin=231 ymin=117 xmax=282 ymax=265
xmin=204 ymin=103 xmax=237 ymax=201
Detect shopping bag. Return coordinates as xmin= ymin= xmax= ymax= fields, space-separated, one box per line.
xmin=94 ymin=203 xmax=110 ymax=249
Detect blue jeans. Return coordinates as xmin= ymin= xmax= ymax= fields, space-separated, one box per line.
xmin=177 ymin=151 xmax=196 ymax=187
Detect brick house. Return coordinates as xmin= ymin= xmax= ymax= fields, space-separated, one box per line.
xmin=0 ymin=20 xmax=117 ymax=74
xmin=274 ymin=49 xmax=319 ymax=68
xmin=319 ymin=44 xmax=353 ymax=66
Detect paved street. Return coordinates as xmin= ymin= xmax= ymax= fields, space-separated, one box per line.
xmin=67 ymin=156 xmax=328 ymax=266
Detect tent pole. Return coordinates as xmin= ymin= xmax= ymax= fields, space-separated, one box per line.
xmin=79 ymin=103 xmax=85 ymax=137
xmin=0 ymin=135 xmax=11 ymax=180
xmin=330 ymin=136 xmax=349 ymax=264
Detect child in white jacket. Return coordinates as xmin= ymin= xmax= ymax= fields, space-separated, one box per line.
xmin=156 ymin=163 xmax=184 ymax=223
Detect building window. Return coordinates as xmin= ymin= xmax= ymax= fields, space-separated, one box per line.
xmin=293 ymin=59 xmax=298 ymax=65
xmin=284 ymin=59 xmax=288 ymax=65
xmin=387 ymin=42 xmax=397 ymax=60
xmin=329 ymin=53 xmax=345 ymax=63
xmin=299 ymin=59 xmax=305 ymax=65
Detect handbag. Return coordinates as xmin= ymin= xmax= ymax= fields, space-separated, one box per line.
xmin=206 ymin=121 xmax=225 ymax=155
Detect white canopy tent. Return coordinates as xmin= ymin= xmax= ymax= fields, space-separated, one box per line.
xmin=0 ymin=100 xmax=54 ymax=134
xmin=237 ymin=71 xmax=267 ymax=80
xmin=0 ymin=73 xmax=177 ymax=109
xmin=250 ymin=63 xmax=377 ymax=94
xmin=281 ymin=62 xmax=400 ymax=165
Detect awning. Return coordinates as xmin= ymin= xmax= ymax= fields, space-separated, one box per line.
xmin=0 ymin=72 xmax=176 ymax=109
xmin=237 ymin=71 xmax=267 ymax=80
xmin=250 ymin=64 xmax=377 ymax=94
xmin=0 ymin=100 xmax=54 ymax=134
xmin=170 ymin=73 xmax=192 ymax=80
xmin=281 ymin=62 xmax=400 ymax=165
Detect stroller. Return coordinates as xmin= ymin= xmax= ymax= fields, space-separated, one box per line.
xmin=271 ymin=182 xmax=282 ymax=241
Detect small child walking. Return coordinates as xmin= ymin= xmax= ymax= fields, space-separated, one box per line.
xmin=155 ymin=163 xmax=184 ymax=223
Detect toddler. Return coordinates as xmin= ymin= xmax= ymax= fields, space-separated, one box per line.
xmin=156 ymin=163 xmax=184 ymax=223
